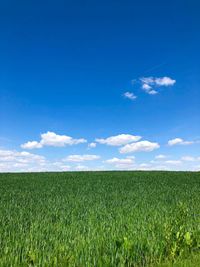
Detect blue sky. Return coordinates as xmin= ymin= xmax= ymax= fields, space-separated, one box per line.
xmin=0 ymin=0 xmax=200 ymax=171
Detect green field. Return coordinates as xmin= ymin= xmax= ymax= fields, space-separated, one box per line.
xmin=0 ymin=171 xmax=200 ymax=266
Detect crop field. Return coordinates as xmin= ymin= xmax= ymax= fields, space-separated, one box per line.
xmin=0 ymin=171 xmax=200 ymax=267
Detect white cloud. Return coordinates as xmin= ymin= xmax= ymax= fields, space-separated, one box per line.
xmin=75 ymin=165 xmax=89 ymax=171
xmin=124 ymin=91 xmax=137 ymax=100
xmin=148 ymin=89 xmax=158 ymax=95
xmin=119 ymin=140 xmax=160 ymax=154
xmin=181 ymin=156 xmax=200 ymax=162
xmin=52 ymin=162 xmax=71 ymax=171
xmin=141 ymin=76 xmax=176 ymax=87
xmin=40 ymin=132 xmax=86 ymax=147
xmin=105 ymin=157 xmax=135 ymax=165
xmin=139 ymin=158 xmax=184 ymax=171
xmin=140 ymin=77 xmax=154 ymax=85
xmin=1 ymin=147 xmax=200 ymax=172
xmin=150 ymin=155 xmax=200 ymax=170
xmin=104 ymin=156 xmax=135 ymax=170
xmin=155 ymin=154 xmax=167 ymax=159
xmin=0 ymin=149 xmax=97 ymax=172
xmin=181 ymin=156 xmax=195 ymax=162
xmin=96 ymin=134 xmax=141 ymax=146
xmin=88 ymin=142 xmax=96 ymax=148
xmin=140 ymin=76 xmax=176 ymax=95
xmin=139 ymin=163 xmax=151 ymax=168
xmin=168 ymin=138 xmax=194 ymax=146
xmin=0 ymin=149 xmax=45 ymax=163
xmin=63 ymin=154 xmax=100 ymax=162
xmin=164 ymin=160 xmax=182 ymax=165
xmin=142 ymin=83 xmax=152 ymax=90
xmin=21 ymin=131 xmax=87 ymax=149
xmin=0 ymin=149 xmax=46 ymax=172
xmin=139 ymin=164 xmax=169 ymax=171
xmin=142 ymin=83 xmax=158 ymax=95
xmin=21 ymin=141 xmax=42 ymax=149
xmin=154 ymin=77 xmax=176 ymax=86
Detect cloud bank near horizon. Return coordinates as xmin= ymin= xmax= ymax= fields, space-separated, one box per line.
xmin=0 ymin=131 xmax=199 ymax=172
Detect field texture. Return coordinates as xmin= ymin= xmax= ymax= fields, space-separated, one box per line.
xmin=0 ymin=171 xmax=200 ymax=266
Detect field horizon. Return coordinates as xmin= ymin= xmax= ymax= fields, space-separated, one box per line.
xmin=1 ymin=170 xmax=200 ymax=174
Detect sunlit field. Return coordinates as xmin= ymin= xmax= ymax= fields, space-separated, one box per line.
xmin=0 ymin=171 xmax=200 ymax=266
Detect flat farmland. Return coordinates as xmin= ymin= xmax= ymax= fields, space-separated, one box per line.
xmin=0 ymin=171 xmax=200 ymax=266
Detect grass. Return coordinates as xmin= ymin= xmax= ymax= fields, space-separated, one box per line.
xmin=0 ymin=171 xmax=200 ymax=266
xmin=158 ymin=253 xmax=200 ymax=267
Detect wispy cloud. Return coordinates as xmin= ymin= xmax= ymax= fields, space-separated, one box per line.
xmin=164 ymin=160 xmax=182 ymax=165
xmin=168 ymin=138 xmax=194 ymax=146
xmin=123 ymin=91 xmax=137 ymax=100
xmin=63 ymin=154 xmax=100 ymax=162
xmin=155 ymin=154 xmax=168 ymax=159
xmin=181 ymin=156 xmax=200 ymax=162
xmin=88 ymin=142 xmax=96 ymax=148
